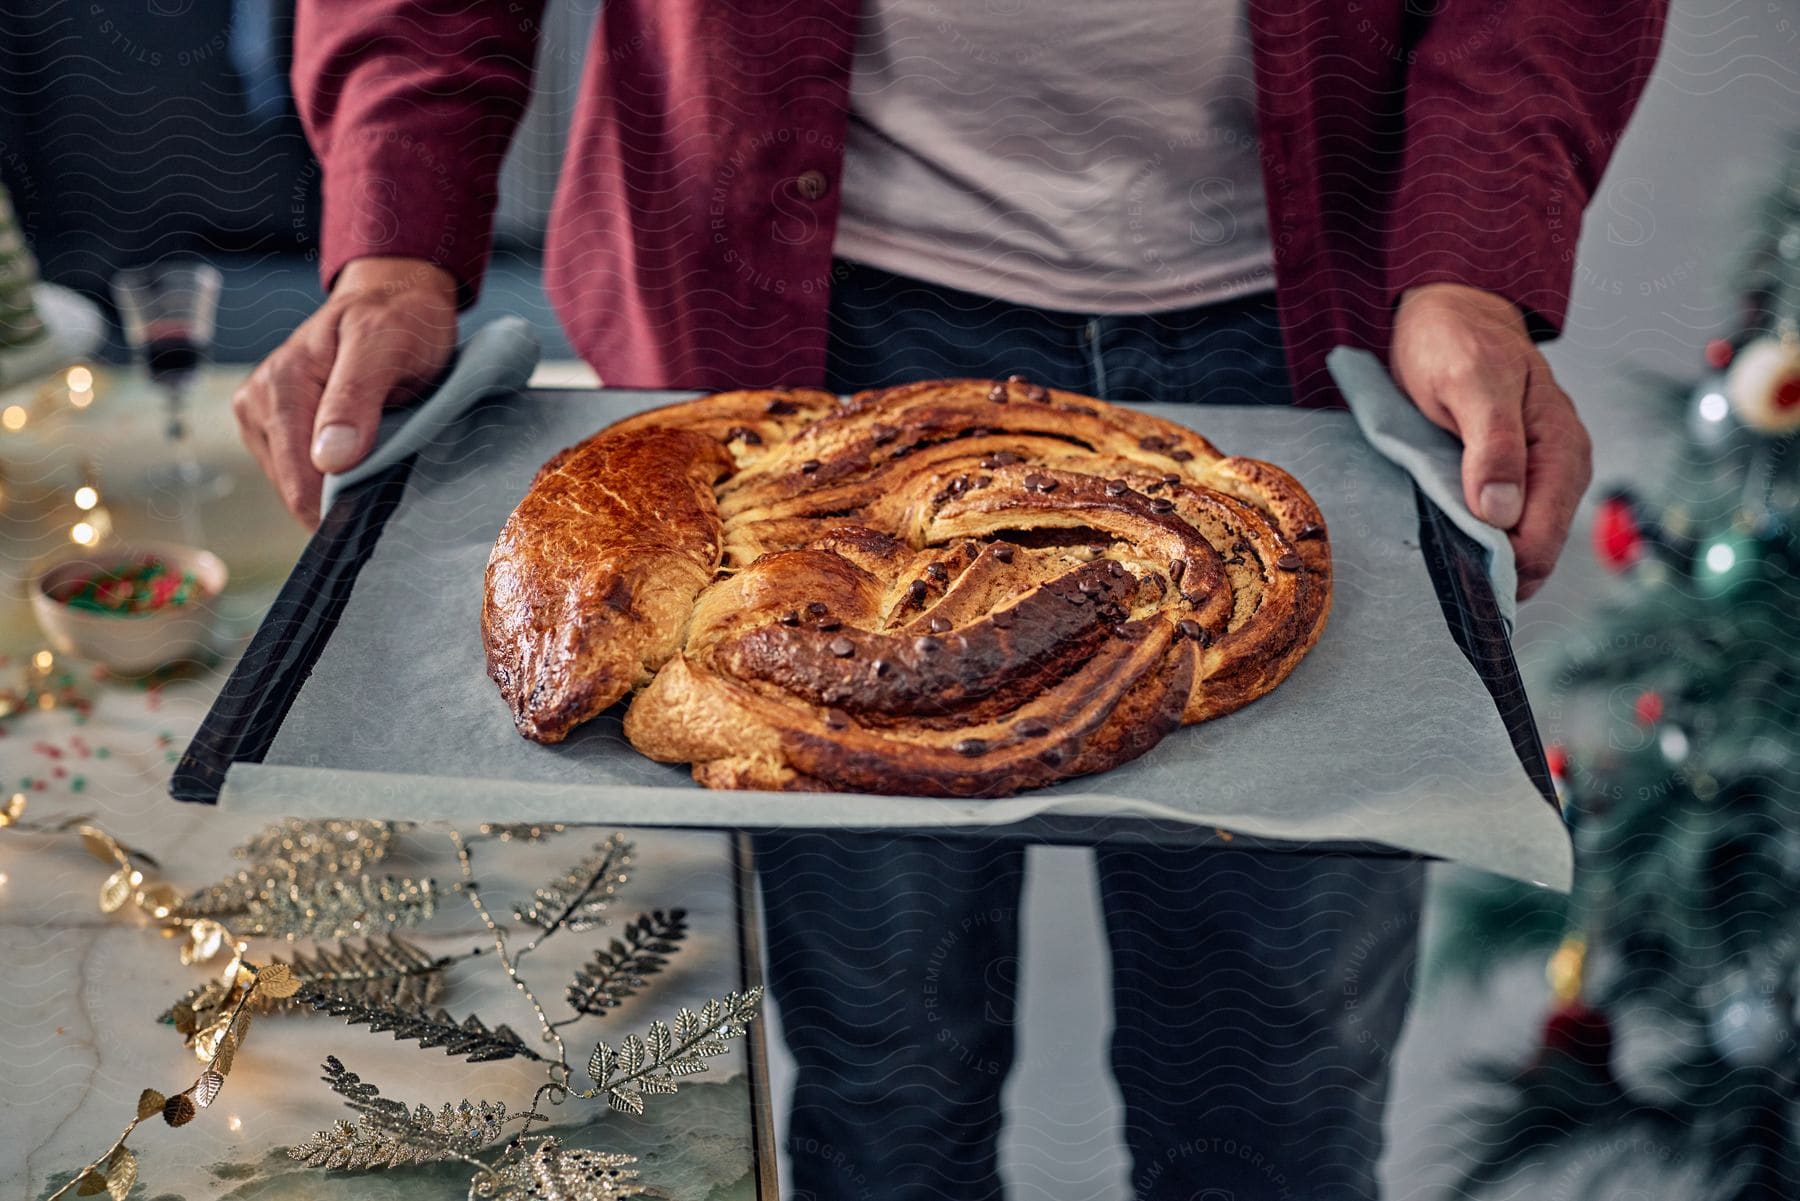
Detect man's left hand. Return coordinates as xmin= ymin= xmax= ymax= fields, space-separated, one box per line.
xmin=1390 ymin=283 xmax=1593 ymax=601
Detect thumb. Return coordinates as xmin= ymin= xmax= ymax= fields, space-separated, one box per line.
xmin=1442 ymin=375 xmax=1529 ymax=530
xmin=310 ymin=320 xmax=404 ymax=474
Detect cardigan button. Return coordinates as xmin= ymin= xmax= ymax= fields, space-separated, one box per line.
xmin=795 ymin=169 xmax=830 ymax=201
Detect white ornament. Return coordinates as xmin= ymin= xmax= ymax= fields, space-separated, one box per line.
xmin=1725 ymin=334 xmax=1800 ymax=434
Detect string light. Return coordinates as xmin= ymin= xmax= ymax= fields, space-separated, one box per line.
xmin=31 ymin=650 xmax=53 ymax=672
xmin=67 ymin=505 xmax=111 ymax=547
xmin=1 ymin=404 xmax=25 ymax=431
xmin=1698 ymin=391 xmax=1730 ymax=423
xmin=1705 ymin=542 xmax=1737 ymax=574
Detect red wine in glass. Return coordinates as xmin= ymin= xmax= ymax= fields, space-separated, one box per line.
xmin=111 ymin=262 xmax=229 ymax=506
xmin=144 ymin=329 xmax=203 ymax=385
xmin=144 ymin=327 xmax=205 ymax=389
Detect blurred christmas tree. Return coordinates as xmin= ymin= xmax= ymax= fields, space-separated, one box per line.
xmin=0 ymin=183 xmax=48 ymax=354
xmin=1436 ymin=135 xmax=1800 ymax=1199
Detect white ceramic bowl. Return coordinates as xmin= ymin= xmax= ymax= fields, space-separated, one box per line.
xmin=30 ymin=541 xmax=228 ymax=674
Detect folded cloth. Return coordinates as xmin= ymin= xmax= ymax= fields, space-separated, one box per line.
xmin=321 ymin=316 xmax=542 ymax=514
xmin=1328 ymin=346 xmax=1518 ymax=627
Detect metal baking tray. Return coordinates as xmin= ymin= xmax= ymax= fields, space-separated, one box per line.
xmin=174 ymin=389 xmax=1559 ymax=881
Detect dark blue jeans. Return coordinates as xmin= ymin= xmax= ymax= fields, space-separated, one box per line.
xmin=755 ymin=262 xmax=1423 ymax=1201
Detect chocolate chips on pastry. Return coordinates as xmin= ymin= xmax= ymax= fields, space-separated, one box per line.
xmin=483 ymin=379 xmax=1330 ymax=796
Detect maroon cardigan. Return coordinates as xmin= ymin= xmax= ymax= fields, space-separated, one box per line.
xmin=292 ymin=1 xmax=1667 ymax=407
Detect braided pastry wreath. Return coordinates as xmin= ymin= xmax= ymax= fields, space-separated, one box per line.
xmin=483 ymin=378 xmax=1330 ymax=797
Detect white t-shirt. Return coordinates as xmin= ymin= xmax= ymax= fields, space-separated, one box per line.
xmin=834 ymin=0 xmax=1274 ymax=314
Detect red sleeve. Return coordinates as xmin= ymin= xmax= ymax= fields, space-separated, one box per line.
xmin=292 ymin=0 xmax=545 ymax=307
xmin=1387 ymin=1 xmax=1669 ymax=338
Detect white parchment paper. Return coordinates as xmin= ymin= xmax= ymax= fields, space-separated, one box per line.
xmin=224 ymin=391 xmax=1571 ymax=890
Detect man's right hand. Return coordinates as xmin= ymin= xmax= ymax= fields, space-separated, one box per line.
xmin=232 ymin=256 xmax=459 ymax=526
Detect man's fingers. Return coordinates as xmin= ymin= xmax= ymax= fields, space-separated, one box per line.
xmin=263 ymin=350 xmax=333 ymax=525
xmin=1433 ymin=361 xmax=1530 ymax=530
xmin=1510 ymin=368 xmax=1594 ymax=599
xmin=230 ymin=374 xmax=274 ymax=485
xmin=312 ymin=319 xmax=408 ymax=474
xmin=1391 ymin=285 xmax=1534 ymax=529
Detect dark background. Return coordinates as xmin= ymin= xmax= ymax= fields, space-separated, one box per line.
xmin=0 ymin=0 xmax=579 ymax=362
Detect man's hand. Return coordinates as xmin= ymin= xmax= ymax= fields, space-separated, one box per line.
xmin=1391 ymin=284 xmax=1593 ymax=601
xmin=232 ymin=256 xmax=459 ymax=525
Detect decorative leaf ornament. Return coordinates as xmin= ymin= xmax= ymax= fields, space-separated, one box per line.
xmin=202 ymin=873 xmax=439 ymax=940
xmin=479 ymin=822 xmax=572 ymax=843
xmin=296 ymin=990 xmax=547 ymax=1063
xmin=583 ymin=989 xmax=763 ymax=1115
xmin=289 ymin=1056 xmax=508 ymax=1170
xmin=161 ymin=935 xmax=454 ymax=1029
xmin=476 ymin=1140 xmax=659 ymax=1200
xmin=233 ymin=818 xmax=402 ymax=873
xmin=515 ymin=834 xmax=634 ymax=935
xmin=174 ymin=818 xmax=432 ymax=939
xmin=567 ymin=910 xmax=689 ymax=1016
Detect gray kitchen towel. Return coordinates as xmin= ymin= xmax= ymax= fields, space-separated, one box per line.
xmin=1328 ymin=346 xmax=1518 ymax=627
xmin=320 ymin=317 xmax=541 ymax=514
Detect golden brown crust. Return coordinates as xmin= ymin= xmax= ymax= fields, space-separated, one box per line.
xmin=482 ymin=426 xmax=734 ymax=743
xmin=488 ymin=378 xmax=1332 ymax=791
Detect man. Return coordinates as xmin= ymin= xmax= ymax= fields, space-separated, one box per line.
xmin=236 ymin=3 xmax=1665 ymax=1197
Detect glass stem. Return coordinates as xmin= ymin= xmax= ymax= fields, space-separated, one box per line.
xmin=164 ymin=383 xmax=206 ymax=544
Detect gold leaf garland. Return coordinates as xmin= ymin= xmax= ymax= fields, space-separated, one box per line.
xmin=8 ymin=809 xmax=765 ymax=1200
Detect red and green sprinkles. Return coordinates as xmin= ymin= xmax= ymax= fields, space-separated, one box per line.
xmin=57 ymin=558 xmax=203 ymax=616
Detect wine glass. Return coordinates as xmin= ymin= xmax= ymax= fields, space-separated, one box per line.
xmin=111 ymin=262 xmax=231 ymax=501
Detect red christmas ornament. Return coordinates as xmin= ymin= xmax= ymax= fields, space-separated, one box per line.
xmin=1593 ymin=494 xmax=1644 ymax=572
xmin=1704 ymin=338 xmax=1735 ymax=370
xmin=1777 ymin=375 xmax=1800 ymax=412
xmin=1545 ymin=743 xmax=1568 ymax=780
xmin=1634 ymin=690 xmax=1664 ymax=726
xmin=1538 ymin=999 xmax=1614 ymax=1073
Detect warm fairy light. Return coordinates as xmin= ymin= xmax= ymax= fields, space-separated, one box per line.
xmin=66 ymin=365 xmax=93 ymax=392
xmin=1 ymin=404 xmax=25 ymax=431
xmin=0 ymin=793 xmax=24 ymax=826
xmin=32 ymin=650 xmax=53 ymax=672
xmin=227 ymin=1115 xmax=243 ymax=1132
xmin=70 ymin=520 xmax=97 ymax=546
xmin=1698 ymin=391 xmax=1729 ymax=423
xmin=0 ymin=873 xmax=9 ymax=887
xmin=73 ymin=485 xmax=98 ymax=510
